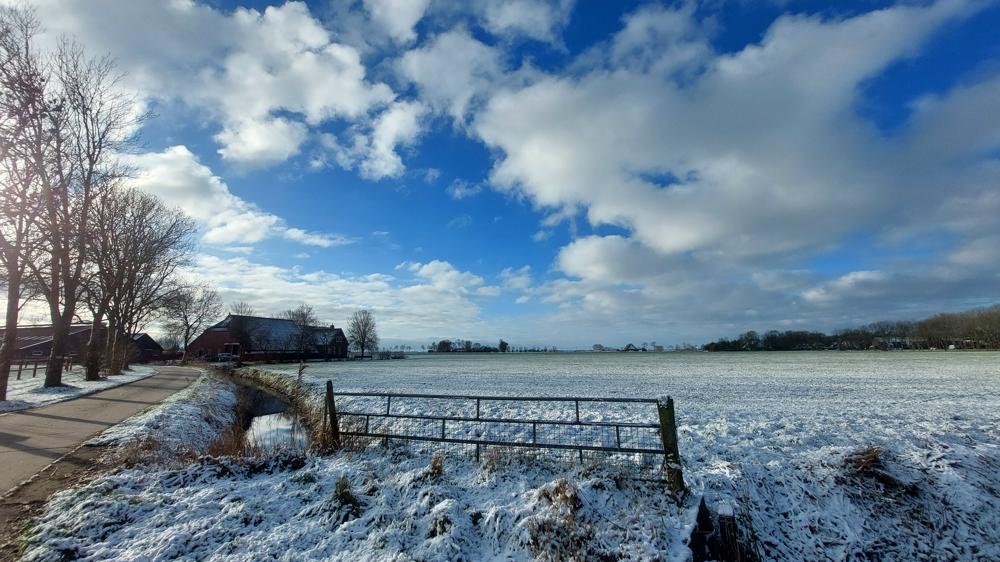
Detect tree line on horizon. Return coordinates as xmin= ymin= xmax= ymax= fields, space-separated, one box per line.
xmin=703 ymin=304 xmax=1000 ymax=351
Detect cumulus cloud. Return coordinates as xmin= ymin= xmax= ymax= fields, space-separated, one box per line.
xmin=468 ymin=0 xmax=1000 ymax=331
xmin=363 ymin=0 xmax=430 ymax=44
xmin=478 ymin=0 xmax=575 ymax=43
xmin=181 ymin=257 xmax=501 ymax=339
xmin=28 ymin=0 xmax=394 ymax=168
xmin=361 ymin=101 xmax=426 ymax=179
xmin=127 ymin=146 xmax=350 ymax=248
xmin=399 ymin=28 xmax=503 ymax=122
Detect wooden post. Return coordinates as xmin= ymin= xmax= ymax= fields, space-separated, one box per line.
xmin=657 ymin=396 xmax=686 ymax=495
xmin=716 ymin=501 xmax=740 ymax=562
xmin=689 ymin=496 xmax=718 ymax=562
xmin=325 ymin=380 xmax=340 ymax=449
xmin=32 ymin=361 xmax=38 ymax=378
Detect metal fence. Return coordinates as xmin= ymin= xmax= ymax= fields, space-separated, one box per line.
xmin=321 ymin=381 xmax=685 ymax=487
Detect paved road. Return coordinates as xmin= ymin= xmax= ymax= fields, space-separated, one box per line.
xmin=0 ymin=366 xmax=201 ymax=495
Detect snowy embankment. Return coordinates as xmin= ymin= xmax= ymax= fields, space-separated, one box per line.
xmin=87 ymin=373 xmax=238 ymax=463
xmin=0 ymin=366 xmax=156 ymax=413
xmin=21 ymin=450 xmax=690 ymax=561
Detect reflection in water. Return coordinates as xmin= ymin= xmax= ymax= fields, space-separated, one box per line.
xmin=246 ymin=411 xmax=310 ymax=451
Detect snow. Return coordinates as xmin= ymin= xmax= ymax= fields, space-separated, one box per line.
xmin=16 ymin=352 xmax=1000 ymax=560
xmin=21 ymin=450 xmax=691 ymax=561
xmin=87 ymin=373 xmax=238 ymax=462
xmin=0 ymin=365 xmax=157 ymax=413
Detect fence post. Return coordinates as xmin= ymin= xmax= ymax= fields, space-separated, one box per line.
xmin=325 ymin=380 xmax=340 ymax=449
xmin=657 ymin=396 xmax=686 ymax=495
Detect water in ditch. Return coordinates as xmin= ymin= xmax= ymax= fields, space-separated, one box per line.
xmin=231 ymin=381 xmax=310 ymax=452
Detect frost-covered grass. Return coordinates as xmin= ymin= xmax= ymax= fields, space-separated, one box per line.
xmin=1 ymin=366 xmax=156 ymax=413
xmin=87 ymin=373 xmax=238 ymax=464
xmin=246 ymin=352 xmax=1000 ymax=560
xmin=21 ymin=449 xmax=690 ymax=561
xmin=17 ymin=353 xmax=1000 ymax=560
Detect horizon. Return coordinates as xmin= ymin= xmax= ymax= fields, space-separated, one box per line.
xmin=5 ymin=0 xmax=1000 ymax=348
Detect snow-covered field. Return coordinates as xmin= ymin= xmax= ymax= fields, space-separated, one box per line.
xmin=0 ymin=365 xmax=156 ymax=413
xmin=16 ymin=352 xmax=1000 ymax=560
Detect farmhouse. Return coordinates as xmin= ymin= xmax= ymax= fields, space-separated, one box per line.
xmin=186 ymin=314 xmax=349 ymax=361
xmin=131 ymin=333 xmax=164 ymax=363
xmin=0 ymin=323 xmax=97 ymax=360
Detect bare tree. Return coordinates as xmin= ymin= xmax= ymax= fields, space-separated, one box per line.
xmin=229 ymin=301 xmax=255 ymax=316
xmin=85 ymin=188 xmax=194 ymax=377
xmin=347 ymin=309 xmax=378 ymax=359
xmin=163 ymin=284 xmax=222 ymax=363
xmin=10 ymin=26 xmax=143 ymax=387
xmin=0 ymin=6 xmax=46 ymax=400
xmin=282 ymin=304 xmax=318 ymax=358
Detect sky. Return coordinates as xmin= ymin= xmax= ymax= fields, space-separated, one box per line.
xmin=10 ymin=0 xmax=1000 ymax=348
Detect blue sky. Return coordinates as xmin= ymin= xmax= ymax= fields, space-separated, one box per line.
xmin=19 ymin=0 xmax=1000 ymax=347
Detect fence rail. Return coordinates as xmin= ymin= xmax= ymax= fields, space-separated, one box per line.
xmin=11 ymin=356 xmax=76 ymax=380
xmin=322 ymin=381 xmax=685 ymax=491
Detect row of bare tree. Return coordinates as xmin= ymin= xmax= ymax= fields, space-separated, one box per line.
xmin=0 ymin=7 xmax=204 ymax=400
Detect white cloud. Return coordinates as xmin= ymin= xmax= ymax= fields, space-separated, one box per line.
xmin=192 ymin=255 xmax=492 ymax=338
xmin=28 ymin=0 xmax=394 ymax=168
xmin=477 ymin=0 xmax=988 ymax=262
xmin=127 ymin=146 xmax=350 ymax=248
xmin=361 ymin=101 xmax=426 ymax=179
xmin=281 ymin=228 xmax=353 ymax=248
xmin=399 ymin=28 xmax=503 ymax=121
xmin=214 ymin=117 xmax=308 ymax=166
xmin=363 ymin=0 xmax=430 ymax=44
xmin=478 ymin=0 xmax=575 ymax=43
xmin=317 ymin=100 xmax=426 ymax=180
xmin=500 ymin=266 xmax=533 ymax=291
xmin=401 ymin=260 xmax=502 ymax=298
xmin=446 ymin=180 xmax=483 ymax=199
xmin=802 ymin=271 xmax=889 ymax=304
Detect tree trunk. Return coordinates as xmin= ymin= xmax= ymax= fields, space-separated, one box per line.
xmin=109 ymin=330 xmax=127 ymax=375
xmin=107 ymin=327 xmax=121 ymax=375
xmin=180 ymin=326 xmax=191 ymax=364
xmin=44 ymin=314 xmax=68 ymax=387
xmin=104 ymin=317 xmax=117 ymax=371
xmin=84 ymin=309 xmax=106 ymax=381
xmin=0 ymin=265 xmax=21 ymax=401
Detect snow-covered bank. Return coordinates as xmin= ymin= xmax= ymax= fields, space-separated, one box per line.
xmin=87 ymin=373 xmax=238 ymax=463
xmin=0 ymin=366 xmax=157 ymax=413
xmin=21 ymin=450 xmax=690 ymax=561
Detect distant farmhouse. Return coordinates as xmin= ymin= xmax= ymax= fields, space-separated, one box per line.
xmin=186 ymin=314 xmax=349 ymax=361
xmin=0 ymin=324 xmax=164 ymax=363
xmin=0 ymin=323 xmax=96 ymax=361
xmin=131 ymin=333 xmax=164 ymax=363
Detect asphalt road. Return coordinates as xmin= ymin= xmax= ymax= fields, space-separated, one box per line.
xmin=0 ymin=366 xmax=201 ymax=495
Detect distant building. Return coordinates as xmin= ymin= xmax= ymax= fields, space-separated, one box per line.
xmin=0 ymin=323 xmax=97 ymax=361
xmin=186 ymin=314 xmax=349 ymax=361
xmin=130 ymin=333 xmax=164 ymax=363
